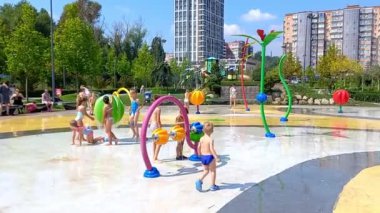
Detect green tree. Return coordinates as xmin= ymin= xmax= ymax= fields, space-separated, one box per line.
xmin=150 ymin=36 xmax=169 ymax=87
xmin=152 ymin=62 xmax=173 ymax=88
xmin=305 ymin=66 xmax=316 ymax=86
xmin=317 ymin=45 xmax=363 ymax=90
xmin=283 ymin=51 xmax=302 ymax=78
xmin=264 ymin=66 xmax=280 ymax=92
xmin=116 ymin=53 xmax=132 ymax=86
xmin=177 ymin=58 xmax=194 ymax=89
xmin=123 ymin=21 xmax=147 ymax=61
xmin=369 ymin=65 xmax=380 ymax=91
xmin=317 ymin=45 xmax=339 ymax=79
xmin=0 ymin=2 xmax=27 ymax=73
xmin=35 ymin=8 xmax=51 ymax=37
xmin=332 ymin=56 xmax=363 ymax=88
xmin=169 ymin=58 xmax=181 ymax=89
xmin=317 ymin=45 xmax=342 ymax=90
xmin=204 ymin=62 xmax=223 ymax=94
xmin=59 ymin=0 xmax=101 ymax=26
xmin=132 ymin=43 xmax=154 ymax=86
xmin=55 ymin=17 xmax=101 ymax=89
xmin=5 ymin=3 xmax=47 ymax=99
xmin=150 ymin=36 xmax=165 ymax=65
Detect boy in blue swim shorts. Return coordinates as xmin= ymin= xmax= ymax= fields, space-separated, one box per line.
xmin=195 ymin=122 xmax=220 ymax=192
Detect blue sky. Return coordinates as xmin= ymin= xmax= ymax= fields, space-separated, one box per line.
xmin=3 ymin=0 xmax=380 ymax=55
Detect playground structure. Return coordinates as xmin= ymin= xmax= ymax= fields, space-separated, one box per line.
xmin=93 ymin=87 xmax=132 ymax=125
xmin=237 ymin=30 xmax=292 ymax=137
xmin=189 ymin=90 xmax=205 ymax=114
xmin=93 ymin=95 xmax=124 ymax=124
xmin=333 ymin=89 xmax=350 ymax=113
xmin=113 ymin=87 xmax=132 ymax=100
xmin=140 ymin=95 xmax=200 ymax=178
xmin=278 ymin=55 xmax=293 ymax=122
xmin=205 ymin=57 xmax=218 ymax=73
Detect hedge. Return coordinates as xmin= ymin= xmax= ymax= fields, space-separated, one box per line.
xmin=349 ymin=91 xmax=380 ymax=103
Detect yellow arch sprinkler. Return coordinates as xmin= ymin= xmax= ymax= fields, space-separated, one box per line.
xmin=113 ymin=87 xmax=132 ymax=100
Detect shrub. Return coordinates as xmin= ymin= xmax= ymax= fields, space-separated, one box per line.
xmin=349 ymin=91 xmax=380 ymax=103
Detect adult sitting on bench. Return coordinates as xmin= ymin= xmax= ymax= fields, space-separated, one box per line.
xmin=42 ymin=89 xmax=53 ymax=112
xmin=11 ymin=88 xmax=24 ymax=114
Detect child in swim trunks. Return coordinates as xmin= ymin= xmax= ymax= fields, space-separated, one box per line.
xmin=195 ymin=122 xmax=220 ymax=191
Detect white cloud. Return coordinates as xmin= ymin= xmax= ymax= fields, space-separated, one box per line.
xmin=224 ymin=23 xmax=244 ymax=36
xmin=241 ymin=9 xmax=276 ymax=22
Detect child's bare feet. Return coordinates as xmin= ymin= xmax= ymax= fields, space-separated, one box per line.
xmin=114 ymin=138 xmax=119 ymax=145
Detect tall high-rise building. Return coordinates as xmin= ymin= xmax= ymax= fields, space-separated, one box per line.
xmin=174 ymin=0 xmax=224 ymax=64
xmin=284 ymin=5 xmax=380 ymax=69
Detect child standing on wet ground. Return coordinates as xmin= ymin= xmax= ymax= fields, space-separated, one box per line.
xmin=129 ymin=89 xmax=142 ymax=140
xmin=103 ymin=96 xmax=118 ymax=145
xmin=195 ymin=122 xmax=220 ymax=192
xmin=151 ymin=96 xmax=162 ymax=162
xmin=175 ymin=107 xmax=189 ymax=160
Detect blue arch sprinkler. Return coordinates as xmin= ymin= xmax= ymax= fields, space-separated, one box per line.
xmin=238 ymin=30 xmax=283 ymax=138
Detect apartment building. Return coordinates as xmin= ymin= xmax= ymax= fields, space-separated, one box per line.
xmin=222 ymin=40 xmax=255 ymax=71
xmin=174 ymin=0 xmax=224 ymax=64
xmin=284 ymin=5 xmax=380 ymax=69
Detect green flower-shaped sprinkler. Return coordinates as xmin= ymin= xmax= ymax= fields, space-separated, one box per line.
xmin=238 ymin=30 xmax=283 ymax=138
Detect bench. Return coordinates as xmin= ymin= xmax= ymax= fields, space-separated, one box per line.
xmin=1 ymin=105 xmax=24 ymax=115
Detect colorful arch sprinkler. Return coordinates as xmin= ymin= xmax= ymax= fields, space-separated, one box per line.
xmin=278 ymin=54 xmax=293 ymax=122
xmin=238 ymin=30 xmax=283 ymax=138
xmin=140 ymin=96 xmax=198 ymax=178
xmin=113 ymin=87 xmax=132 ymax=100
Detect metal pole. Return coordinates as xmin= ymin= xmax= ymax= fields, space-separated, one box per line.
xmin=50 ymin=0 xmax=56 ymax=103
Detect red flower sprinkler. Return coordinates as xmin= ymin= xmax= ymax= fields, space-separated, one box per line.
xmin=332 ymin=89 xmax=350 ymax=113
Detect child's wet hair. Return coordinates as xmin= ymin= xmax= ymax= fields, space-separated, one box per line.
xmin=69 ymin=120 xmax=78 ymax=127
xmin=203 ymin=122 xmax=214 ymax=135
xmin=103 ymin=95 xmax=110 ymax=104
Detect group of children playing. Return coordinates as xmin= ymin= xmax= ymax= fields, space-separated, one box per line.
xmin=69 ymin=87 xmax=141 ymax=146
xmin=69 ymin=86 xmax=220 ymax=191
